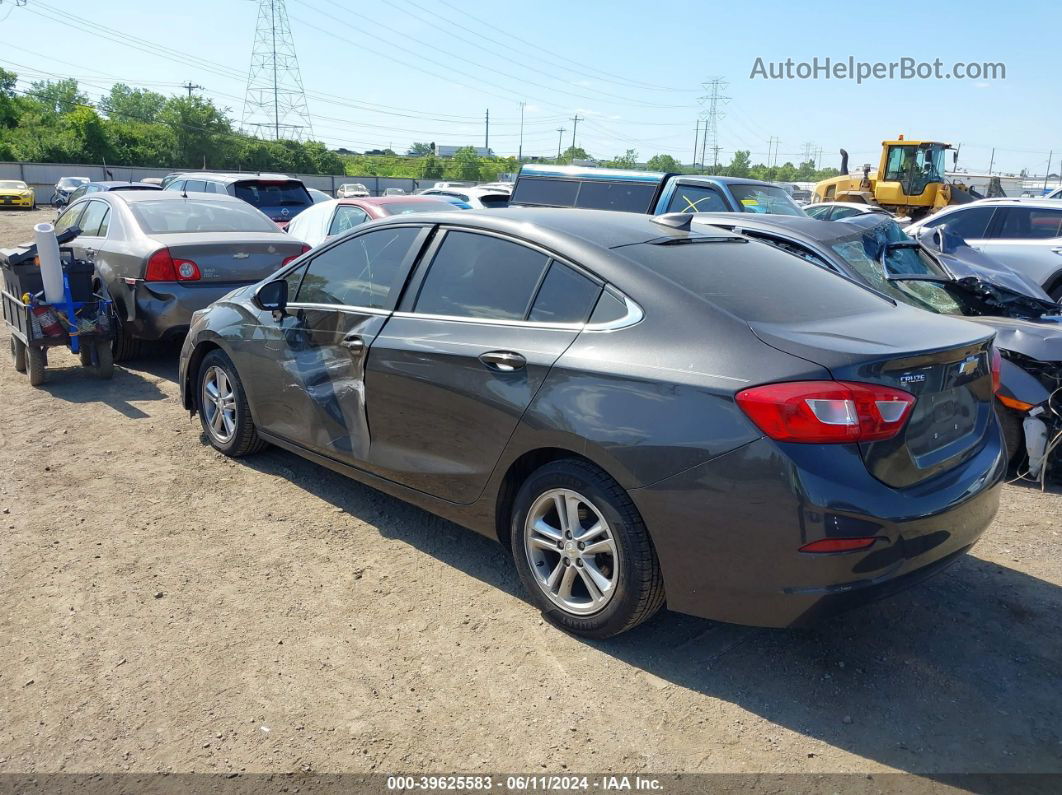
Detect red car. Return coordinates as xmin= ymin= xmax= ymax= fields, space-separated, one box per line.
xmin=285 ymin=195 xmax=464 ymax=247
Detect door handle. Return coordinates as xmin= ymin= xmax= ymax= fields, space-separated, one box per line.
xmin=341 ymin=334 xmax=365 ymax=352
xmin=478 ymin=350 xmax=526 ymax=372
xmin=84 ymin=247 xmax=97 ymax=258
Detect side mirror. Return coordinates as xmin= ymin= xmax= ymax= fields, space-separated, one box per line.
xmin=254 ymin=279 xmax=288 ymax=316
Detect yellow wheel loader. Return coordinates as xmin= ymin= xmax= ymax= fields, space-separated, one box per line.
xmin=813 ymin=137 xmax=980 ymax=222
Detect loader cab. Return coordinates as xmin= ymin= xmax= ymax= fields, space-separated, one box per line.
xmin=879 ymin=141 xmax=949 ymax=199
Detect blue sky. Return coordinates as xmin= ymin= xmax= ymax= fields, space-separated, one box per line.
xmin=2 ymin=0 xmax=1058 ymax=175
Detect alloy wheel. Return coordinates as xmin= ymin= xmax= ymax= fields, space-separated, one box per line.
xmin=523 ymin=488 xmax=619 ymax=616
xmin=202 ymin=365 xmax=237 ymax=444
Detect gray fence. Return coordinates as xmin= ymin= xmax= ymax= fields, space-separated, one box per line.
xmin=0 ymin=161 xmax=449 ymax=203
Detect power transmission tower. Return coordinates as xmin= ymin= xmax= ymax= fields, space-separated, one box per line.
xmin=556 ymin=127 xmax=566 ymax=160
xmin=698 ymin=78 xmax=729 ymax=171
xmin=766 ymin=136 xmax=780 ymax=168
xmin=241 ymin=0 xmax=313 ymax=141
xmin=570 ymin=115 xmax=584 ymax=156
xmin=182 ymin=82 xmax=204 ymax=98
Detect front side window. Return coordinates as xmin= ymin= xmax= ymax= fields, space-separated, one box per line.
xmin=803 ymin=205 xmax=831 ymax=220
xmin=414 ymin=231 xmax=550 ymax=320
xmin=922 ymin=206 xmax=995 ymax=240
xmin=729 ymin=184 xmax=804 ymax=216
xmin=666 ymin=185 xmax=728 ymax=214
xmin=327 ymin=205 xmax=370 ymax=236
xmin=78 ymin=201 xmax=110 ymax=237
xmin=55 ymin=202 xmax=86 ymax=233
xmin=184 ymin=180 xmax=207 ymax=192
xmin=295 ymin=226 xmax=420 ymax=309
xmin=997 ymin=207 xmax=1062 ymax=240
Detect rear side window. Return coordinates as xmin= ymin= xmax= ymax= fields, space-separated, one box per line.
xmin=414 ymin=231 xmax=550 ymax=320
xmin=234 ymin=181 xmax=311 ymax=209
xmin=184 ymin=179 xmax=207 ymax=192
xmin=997 ymin=207 xmax=1062 ymax=239
xmin=511 ymin=177 xmax=579 ymax=207
xmin=78 ymin=201 xmax=110 ymax=237
xmin=328 ymin=205 xmax=370 ymax=236
xmin=295 ymin=226 xmax=420 ymax=309
xmin=574 ymin=181 xmax=658 ymax=212
xmin=666 ymin=185 xmax=728 ymax=213
xmin=528 ymin=263 xmax=600 ymax=324
xmin=923 ymin=206 xmax=994 ymax=239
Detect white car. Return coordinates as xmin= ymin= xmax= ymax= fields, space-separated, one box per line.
xmin=419 ymin=186 xmax=510 ymax=209
xmin=803 ymin=202 xmax=910 ymax=227
xmin=1044 ymin=186 xmax=1062 ymax=201
xmin=907 ymin=198 xmax=1062 ymax=300
xmin=335 ymin=183 xmax=369 ymax=198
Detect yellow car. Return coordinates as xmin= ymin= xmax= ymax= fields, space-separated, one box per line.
xmin=0 ymin=180 xmax=35 ymax=209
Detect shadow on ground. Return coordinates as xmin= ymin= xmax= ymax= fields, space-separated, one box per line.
xmin=217 ymin=438 xmax=1062 ymax=776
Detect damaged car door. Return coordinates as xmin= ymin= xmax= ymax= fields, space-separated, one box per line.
xmin=243 ymin=225 xmax=428 ymax=459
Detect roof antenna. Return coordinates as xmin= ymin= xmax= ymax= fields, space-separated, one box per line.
xmin=651 ymin=212 xmax=693 ymax=230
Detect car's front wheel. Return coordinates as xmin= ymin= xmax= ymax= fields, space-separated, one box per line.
xmin=511 ymin=459 xmax=665 ymax=639
xmin=197 ymin=350 xmax=266 ymax=457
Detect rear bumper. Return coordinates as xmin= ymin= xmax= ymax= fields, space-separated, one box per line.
xmin=629 ymin=428 xmax=1006 ymax=628
xmin=126 ymin=281 xmax=250 ymax=340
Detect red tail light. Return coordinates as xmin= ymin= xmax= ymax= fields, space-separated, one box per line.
xmin=736 ymin=381 xmax=916 ymax=444
xmin=990 ymin=347 xmax=1001 ymax=394
xmin=282 ymin=244 xmax=311 ymax=266
xmin=145 ymin=249 xmax=200 ymax=281
xmin=799 ymin=537 xmax=877 ymax=553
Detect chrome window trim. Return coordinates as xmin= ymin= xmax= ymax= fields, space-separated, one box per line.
xmin=286 ymin=301 xmax=392 ymax=317
xmin=390 ymin=294 xmax=643 ymax=332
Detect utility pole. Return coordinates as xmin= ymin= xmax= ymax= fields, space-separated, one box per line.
xmin=698 ymin=78 xmax=729 ymax=172
xmin=692 ymin=118 xmax=701 ymax=169
xmin=556 ymin=127 xmax=566 ymax=160
xmin=1044 ymin=150 xmax=1053 ymax=191
xmin=699 ymin=120 xmax=708 ymax=173
xmin=484 ymin=108 xmax=490 ymax=152
xmin=182 ymin=81 xmax=204 ymax=98
xmin=518 ymin=102 xmax=525 ymax=163
xmin=987 ymin=147 xmax=996 ymax=175
xmin=569 ymin=115 xmax=583 ymax=157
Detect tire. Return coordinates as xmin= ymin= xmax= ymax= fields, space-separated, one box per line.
xmin=79 ymin=345 xmax=92 ymax=368
xmin=11 ymin=337 xmax=26 ymax=373
xmin=196 ymin=349 xmax=266 ymax=457
xmin=27 ymin=346 xmax=46 ymax=386
xmin=511 ymin=459 xmax=665 ymax=639
xmin=90 ymin=339 xmax=113 ymax=379
xmin=111 ymin=315 xmax=143 ymax=362
xmin=998 ymin=406 xmax=1026 ymax=469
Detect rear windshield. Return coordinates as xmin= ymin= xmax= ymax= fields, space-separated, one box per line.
xmin=131 ymin=199 xmax=282 ymax=234
xmin=729 ymin=184 xmax=805 ymax=216
xmin=626 ymin=238 xmax=891 ymax=323
xmin=380 ymin=201 xmax=461 ymax=215
xmin=234 ymin=180 xmax=311 ymax=208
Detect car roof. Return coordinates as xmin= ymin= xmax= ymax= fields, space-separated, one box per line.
xmin=170 ymin=172 xmax=300 ymax=185
xmin=690 ymin=211 xmax=882 ymax=244
xmin=964 ymin=197 xmax=1062 ymax=209
xmin=101 ymin=190 xmax=248 ymax=205
xmin=340 ymin=195 xmax=454 ymax=206
xmin=89 ymin=181 xmax=153 ymax=189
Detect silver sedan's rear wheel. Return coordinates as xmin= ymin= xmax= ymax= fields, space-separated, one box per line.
xmin=511 ymin=459 xmax=665 ymax=638
xmin=202 ymin=365 xmax=237 ymax=444
xmin=523 ymin=488 xmax=618 ymax=616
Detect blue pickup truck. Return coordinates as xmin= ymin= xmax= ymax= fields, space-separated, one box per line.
xmin=509 ymin=164 xmax=807 ymax=217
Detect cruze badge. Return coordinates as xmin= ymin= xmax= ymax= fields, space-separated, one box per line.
xmin=899 ymin=373 xmax=926 ymax=385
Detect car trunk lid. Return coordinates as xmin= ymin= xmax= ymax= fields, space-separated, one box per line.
xmin=150 ymin=233 xmax=303 ymax=282
xmin=750 ymin=308 xmax=997 ymax=487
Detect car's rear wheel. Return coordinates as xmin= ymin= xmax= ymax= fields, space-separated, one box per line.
xmin=111 ymin=315 xmax=144 ymax=362
xmin=998 ymin=406 xmax=1026 ymax=469
xmin=197 ymin=350 xmax=266 ymax=457
xmin=511 ymin=459 xmax=665 ymax=639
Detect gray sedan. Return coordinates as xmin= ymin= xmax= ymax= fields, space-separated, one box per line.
xmin=179 ymin=208 xmax=1004 ymax=638
xmin=54 ymin=191 xmax=308 ymax=359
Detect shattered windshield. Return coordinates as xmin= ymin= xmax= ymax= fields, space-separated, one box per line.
xmin=829 ymin=220 xmax=966 ymax=315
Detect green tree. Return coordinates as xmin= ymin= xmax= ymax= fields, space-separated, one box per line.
xmin=158 ymin=95 xmax=232 ymax=168
xmin=420 ymin=153 xmax=443 ymax=179
xmin=61 ymin=106 xmax=111 ymax=163
xmin=725 ymin=150 xmax=751 ymax=177
xmin=448 ymin=146 xmax=482 ymax=180
xmin=99 ymin=84 xmax=167 ymax=125
xmin=604 ymin=149 xmax=638 ymax=169
xmin=646 ymin=153 xmax=681 ymax=172
xmin=556 ymin=145 xmax=590 ymax=165
xmin=0 ymin=68 xmax=18 ymax=128
xmin=407 ymin=142 xmax=434 ymax=156
xmin=26 ymin=78 xmax=87 ymax=114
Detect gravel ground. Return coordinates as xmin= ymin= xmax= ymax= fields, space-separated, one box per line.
xmin=1 ymin=207 xmax=1060 ymax=778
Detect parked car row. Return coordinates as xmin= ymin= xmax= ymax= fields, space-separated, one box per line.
xmin=23 ymin=161 xmax=1060 ymax=641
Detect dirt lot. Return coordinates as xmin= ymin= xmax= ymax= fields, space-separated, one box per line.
xmin=1 ymin=207 xmax=1060 ymax=779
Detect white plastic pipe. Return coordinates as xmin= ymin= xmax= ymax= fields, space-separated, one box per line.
xmin=34 ymin=222 xmax=65 ymax=304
